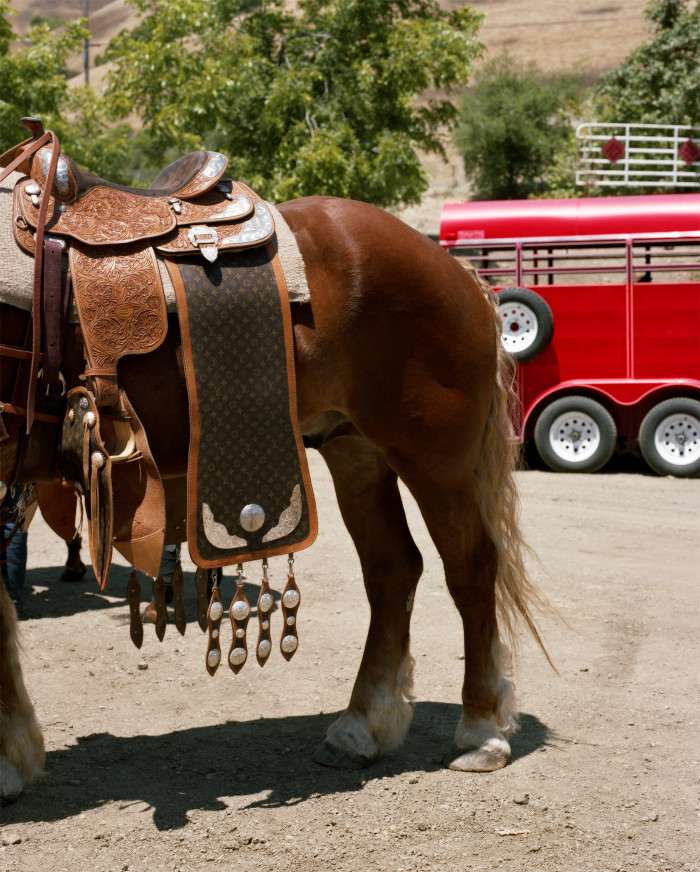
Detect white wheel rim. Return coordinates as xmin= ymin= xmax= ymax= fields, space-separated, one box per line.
xmin=498 ymin=301 xmax=539 ymax=353
xmin=548 ymin=411 xmax=601 ymax=463
xmin=653 ymin=412 xmax=700 ymax=466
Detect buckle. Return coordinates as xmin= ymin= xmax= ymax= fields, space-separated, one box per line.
xmin=187 ymin=225 xmax=219 ymax=263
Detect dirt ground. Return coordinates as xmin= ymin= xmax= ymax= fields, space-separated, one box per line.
xmin=1 ymin=450 xmax=699 ymax=872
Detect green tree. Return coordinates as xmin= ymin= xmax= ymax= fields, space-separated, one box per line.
xmin=455 ymin=53 xmax=580 ymax=200
xmin=102 ymin=0 xmax=484 ymax=206
xmin=0 ymin=3 xmax=136 ymax=182
xmin=0 ymin=2 xmax=86 ymax=150
xmin=593 ymin=0 xmax=700 ymax=125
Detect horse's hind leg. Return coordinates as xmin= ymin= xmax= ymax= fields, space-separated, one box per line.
xmin=398 ymin=461 xmax=516 ymax=771
xmin=0 ymin=580 xmax=45 ymax=801
xmin=313 ymin=426 xmax=423 ymax=768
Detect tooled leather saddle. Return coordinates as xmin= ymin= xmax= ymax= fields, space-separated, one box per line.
xmin=0 ymin=118 xmax=314 ymax=614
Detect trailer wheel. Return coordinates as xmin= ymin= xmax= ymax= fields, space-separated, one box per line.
xmin=497 ymin=287 xmax=554 ymax=363
xmin=638 ymin=397 xmax=700 ymax=478
xmin=534 ymin=395 xmax=617 ymax=473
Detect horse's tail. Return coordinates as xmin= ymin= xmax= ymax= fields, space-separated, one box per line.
xmin=472 ymin=277 xmax=555 ymax=668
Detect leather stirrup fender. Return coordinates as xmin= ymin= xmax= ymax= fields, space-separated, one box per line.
xmin=110 ymin=390 xmax=165 ymax=580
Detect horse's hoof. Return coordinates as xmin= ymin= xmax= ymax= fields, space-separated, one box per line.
xmin=443 ymin=742 xmax=509 ymax=772
xmin=0 ymin=758 xmax=24 ymax=804
xmin=142 ymin=599 xmax=157 ymax=624
xmin=313 ymin=741 xmax=375 ymax=770
xmin=59 ymin=565 xmax=86 ymax=582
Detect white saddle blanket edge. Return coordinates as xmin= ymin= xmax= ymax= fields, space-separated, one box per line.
xmin=0 ymin=172 xmax=311 ymax=316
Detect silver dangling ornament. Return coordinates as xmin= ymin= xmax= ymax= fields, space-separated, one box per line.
xmin=205 ymin=573 xmax=224 ymax=676
xmin=228 ymin=563 xmax=251 ymax=673
xmin=280 ymin=554 xmax=300 ymax=661
xmin=256 ymin=559 xmax=274 ymax=666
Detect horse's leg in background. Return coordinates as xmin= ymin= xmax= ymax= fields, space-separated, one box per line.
xmin=0 ymin=579 xmax=45 ymax=801
xmin=397 ymin=459 xmax=515 ymax=771
xmin=313 ymin=425 xmax=423 ymax=767
xmin=386 ymin=349 xmax=526 ymax=771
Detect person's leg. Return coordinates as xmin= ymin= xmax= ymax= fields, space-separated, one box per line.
xmin=143 ymin=544 xmax=179 ymax=622
xmin=0 ymin=491 xmax=28 ymax=617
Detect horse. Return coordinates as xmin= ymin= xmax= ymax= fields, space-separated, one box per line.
xmin=0 ymin=190 xmax=550 ymax=802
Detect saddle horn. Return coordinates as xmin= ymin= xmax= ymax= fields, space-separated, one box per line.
xmin=20 ymin=117 xmax=46 ymax=140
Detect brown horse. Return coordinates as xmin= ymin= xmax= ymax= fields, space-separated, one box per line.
xmin=0 ymin=195 xmax=549 ymax=802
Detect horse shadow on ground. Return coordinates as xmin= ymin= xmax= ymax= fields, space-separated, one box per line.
xmin=23 ymin=566 xmax=276 ymax=622
xmin=4 ymin=708 xmax=549 ymax=829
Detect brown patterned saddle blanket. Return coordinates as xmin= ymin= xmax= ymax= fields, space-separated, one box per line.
xmin=1 ymin=120 xmax=316 ymax=670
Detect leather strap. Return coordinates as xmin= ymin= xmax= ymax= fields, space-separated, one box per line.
xmin=0 ymin=131 xmax=50 ymax=182
xmin=28 ymin=134 xmax=60 ymax=432
xmin=42 ymin=238 xmax=64 ymax=385
xmin=11 ymin=317 xmax=33 ymax=411
xmin=0 ymin=402 xmax=61 ymax=425
xmin=0 ymin=346 xmax=34 ymax=361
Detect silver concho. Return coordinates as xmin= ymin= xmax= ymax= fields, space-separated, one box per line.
xmin=91 ymin=451 xmax=105 ymax=468
xmin=84 ymin=411 xmax=96 ymax=428
xmin=231 ymin=600 xmax=251 ymax=621
xmin=240 ymin=503 xmax=265 ymax=533
xmin=257 ymin=639 xmax=272 ymax=659
xmin=262 ymin=619 xmax=270 ymax=630
xmin=209 ymin=600 xmax=224 ymax=622
xmin=235 ymin=627 xmax=245 ymax=639
xmin=286 ymin=616 xmax=296 ymax=626
xmin=229 ymin=647 xmax=247 ymax=666
xmin=281 ymin=635 xmax=298 ymax=654
xmin=207 ymin=649 xmax=221 ymax=669
xmin=282 ymin=589 xmax=300 ymax=609
xmin=258 ymin=592 xmax=274 ymax=613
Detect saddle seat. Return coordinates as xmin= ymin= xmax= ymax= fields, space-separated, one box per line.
xmin=18 ymin=114 xmax=228 ymax=203
xmin=42 ymin=148 xmax=229 ymax=203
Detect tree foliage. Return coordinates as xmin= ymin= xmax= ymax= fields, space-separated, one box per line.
xmin=593 ymin=0 xmax=700 ymax=125
xmin=455 ymin=54 xmax=580 ymax=200
xmin=0 ymin=2 xmax=132 ymax=180
xmin=0 ymin=2 xmax=86 ymax=150
xmin=102 ymin=0 xmax=484 ymax=205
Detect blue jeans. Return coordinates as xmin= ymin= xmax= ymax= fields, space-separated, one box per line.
xmin=1 ymin=489 xmax=29 ymax=611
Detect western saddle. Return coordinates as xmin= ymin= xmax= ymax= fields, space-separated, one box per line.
xmin=0 ymin=117 xmax=277 ymax=587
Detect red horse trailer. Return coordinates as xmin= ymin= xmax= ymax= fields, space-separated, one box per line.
xmin=440 ymin=193 xmax=700 ymax=476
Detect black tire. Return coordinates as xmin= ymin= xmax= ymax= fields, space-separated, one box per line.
xmin=638 ymin=397 xmax=700 ymax=478
xmin=534 ymin=395 xmax=617 ymax=473
xmin=496 ymin=287 xmax=554 ymax=363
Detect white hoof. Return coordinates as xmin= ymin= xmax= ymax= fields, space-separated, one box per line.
xmin=445 ymin=736 xmax=510 ymax=771
xmin=0 ymin=756 xmax=25 ymax=804
xmin=325 ymin=711 xmax=381 ymax=761
xmin=446 ymin=713 xmax=512 ymax=772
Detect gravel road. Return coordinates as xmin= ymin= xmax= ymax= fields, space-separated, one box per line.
xmin=1 ymin=451 xmax=699 ymax=872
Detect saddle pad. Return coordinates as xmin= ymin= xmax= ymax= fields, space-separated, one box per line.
xmin=166 ymin=246 xmax=317 ymax=568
